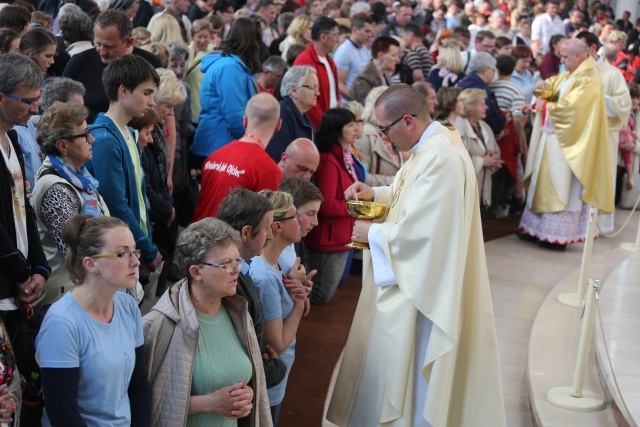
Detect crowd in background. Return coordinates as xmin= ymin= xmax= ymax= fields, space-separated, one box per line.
xmin=1 ymin=0 xmax=639 ymax=423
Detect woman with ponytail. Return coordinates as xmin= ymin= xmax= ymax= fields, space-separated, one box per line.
xmin=35 ymin=215 xmax=151 ymax=426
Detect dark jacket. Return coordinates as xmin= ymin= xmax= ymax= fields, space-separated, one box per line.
xmin=87 ymin=114 xmax=158 ymax=262
xmin=266 ymin=96 xmax=314 ymax=162
xmin=350 ymin=61 xmax=392 ymax=105
xmin=236 ymin=272 xmax=287 ymax=388
xmin=457 ymin=72 xmax=506 ymax=135
xmin=539 ymin=51 xmax=562 ymax=80
xmin=0 ymin=130 xmax=50 ymax=300
xmin=293 ymin=43 xmax=341 ymax=129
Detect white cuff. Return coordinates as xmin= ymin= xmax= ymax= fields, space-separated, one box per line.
xmin=368 ymin=223 xmax=397 ymax=287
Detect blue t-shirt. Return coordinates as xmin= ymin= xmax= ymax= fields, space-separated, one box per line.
xmin=333 ymin=39 xmax=372 ymax=93
xmin=248 ymin=256 xmax=295 ymax=406
xmin=36 ymin=291 xmax=144 ymax=427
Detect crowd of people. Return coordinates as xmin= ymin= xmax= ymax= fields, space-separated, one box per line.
xmin=0 ymin=0 xmax=637 ymax=423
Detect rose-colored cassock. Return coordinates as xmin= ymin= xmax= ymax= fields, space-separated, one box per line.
xmin=327 ymin=123 xmax=506 ymax=427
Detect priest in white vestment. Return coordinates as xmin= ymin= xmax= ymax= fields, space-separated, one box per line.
xmin=327 ymin=84 xmax=506 ymax=427
xmin=518 ymin=39 xmax=614 ymax=248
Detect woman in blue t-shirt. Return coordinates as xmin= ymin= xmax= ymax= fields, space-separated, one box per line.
xmin=249 ymin=190 xmax=307 ymax=426
xmin=36 ymin=215 xmax=151 ymax=426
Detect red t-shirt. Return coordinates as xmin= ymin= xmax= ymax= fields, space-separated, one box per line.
xmin=191 ymin=141 xmax=282 ymax=221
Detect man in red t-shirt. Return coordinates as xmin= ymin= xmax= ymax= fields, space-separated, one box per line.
xmin=192 ymin=93 xmax=283 ymax=221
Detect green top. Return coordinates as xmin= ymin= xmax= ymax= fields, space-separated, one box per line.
xmin=187 ymin=305 xmax=253 ymax=427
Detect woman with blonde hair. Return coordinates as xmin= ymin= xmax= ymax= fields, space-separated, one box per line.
xmin=150 ymin=12 xmax=185 ymax=46
xmin=186 ymin=19 xmax=215 ymax=125
xmin=139 ymin=69 xmax=186 ymax=298
xmin=143 ymin=218 xmax=271 ymax=426
xmin=248 ymin=190 xmax=305 ymax=426
xmin=279 ymin=14 xmax=312 ymax=60
xmin=141 ymin=41 xmax=170 ymax=67
xmin=427 ymin=44 xmax=464 ymax=91
xmin=354 ymin=86 xmax=405 ymax=185
xmin=453 ymin=88 xmax=503 ymax=213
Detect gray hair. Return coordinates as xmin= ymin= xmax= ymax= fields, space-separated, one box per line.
xmin=263 ymin=55 xmax=287 ymax=74
xmin=277 ymin=12 xmax=295 ymax=31
xmin=169 ymin=41 xmax=189 ymax=61
xmin=175 ymin=218 xmax=241 ymax=281
xmin=603 ymin=42 xmax=618 ymax=61
xmin=59 ymin=4 xmax=93 ymax=44
xmin=349 ymin=1 xmax=371 ymax=17
xmin=42 ymin=77 xmax=86 ymax=111
xmin=468 ymin=52 xmax=496 ymax=74
xmin=0 ymin=53 xmax=43 ymax=94
xmin=58 ymin=3 xmax=82 ymax=24
xmin=281 ymin=65 xmax=316 ymax=97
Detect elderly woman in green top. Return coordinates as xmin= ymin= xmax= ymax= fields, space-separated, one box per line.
xmin=143 ymin=218 xmax=272 ymax=427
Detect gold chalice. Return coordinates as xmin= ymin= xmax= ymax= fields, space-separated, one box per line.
xmin=533 ymin=87 xmax=552 ymax=100
xmin=346 ymin=200 xmax=387 ymax=250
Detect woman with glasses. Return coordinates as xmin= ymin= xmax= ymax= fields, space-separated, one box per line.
xmin=143 ymin=218 xmax=270 ymax=426
xmin=248 ymin=190 xmax=305 ymax=426
xmin=267 ymin=65 xmax=317 ymax=162
xmin=31 ymin=102 xmax=110 ymax=306
xmin=36 ymin=214 xmax=151 ymax=426
xmin=306 ymin=108 xmax=364 ymax=305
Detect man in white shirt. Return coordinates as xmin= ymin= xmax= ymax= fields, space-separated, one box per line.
xmin=531 ymin=0 xmax=565 ymax=54
xmin=333 ymin=15 xmax=373 ymax=100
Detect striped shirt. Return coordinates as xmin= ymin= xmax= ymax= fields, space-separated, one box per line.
xmin=489 ymin=79 xmax=526 ymax=113
xmin=403 ymin=44 xmax=434 ymax=80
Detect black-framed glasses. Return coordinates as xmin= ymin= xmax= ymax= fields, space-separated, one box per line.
xmin=377 ymin=114 xmax=416 ymax=136
xmin=64 ymin=131 xmax=91 ymax=141
xmin=276 ymin=212 xmax=300 ymax=222
xmin=2 ymin=92 xmax=41 ymax=106
xmin=300 ymin=84 xmax=319 ymax=91
xmin=92 ymin=250 xmax=142 ymax=260
xmin=201 ymin=258 xmax=245 ymax=273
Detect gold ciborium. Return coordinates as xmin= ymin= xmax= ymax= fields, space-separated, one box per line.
xmin=346 ymin=200 xmax=387 ymax=250
xmin=533 ymin=87 xmax=552 ymax=100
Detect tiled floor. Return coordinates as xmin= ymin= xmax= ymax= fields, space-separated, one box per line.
xmin=321 ymin=209 xmax=640 ymax=427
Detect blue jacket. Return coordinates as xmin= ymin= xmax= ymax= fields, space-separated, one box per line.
xmin=457 ymin=72 xmax=506 ymax=135
xmin=192 ymin=53 xmax=257 ymax=157
xmin=266 ymin=95 xmax=314 ymax=162
xmin=87 ymin=113 xmax=158 ymax=262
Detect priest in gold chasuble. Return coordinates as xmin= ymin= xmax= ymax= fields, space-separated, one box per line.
xmin=519 ymin=39 xmax=614 ymax=248
xmin=327 ymin=84 xmax=506 ymax=427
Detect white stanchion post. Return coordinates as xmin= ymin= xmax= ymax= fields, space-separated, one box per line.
xmin=558 ymin=207 xmax=598 ymax=308
xmin=545 ymin=279 xmax=606 ymax=411
xmin=620 ymin=211 xmax=640 ymax=252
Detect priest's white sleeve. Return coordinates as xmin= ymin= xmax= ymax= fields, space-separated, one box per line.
xmin=368 ymin=223 xmax=397 ymax=287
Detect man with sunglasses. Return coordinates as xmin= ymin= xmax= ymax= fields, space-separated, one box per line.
xmin=328 ymin=84 xmax=506 ymax=427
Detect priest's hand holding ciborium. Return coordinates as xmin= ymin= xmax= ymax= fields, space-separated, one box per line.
xmin=344 ymin=182 xmax=387 ymax=250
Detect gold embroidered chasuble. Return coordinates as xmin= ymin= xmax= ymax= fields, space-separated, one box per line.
xmin=524 ymin=55 xmax=614 ymax=214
